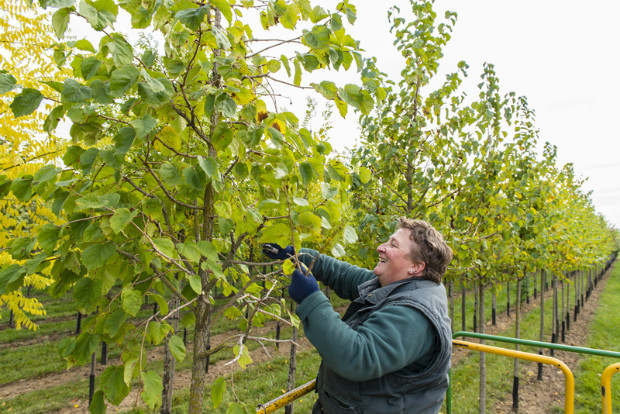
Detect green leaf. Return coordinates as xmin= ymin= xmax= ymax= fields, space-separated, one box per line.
xmin=293 ymin=59 xmax=302 ymax=86
xmin=232 ymin=344 xmax=252 ymax=368
xmin=137 ymin=75 xmax=173 ymax=107
xmin=101 ymin=365 xmax=129 ymax=405
xmin=81 ymin=56 xmax=102 ymax=80
xmin=40 ymin=0 xmax=75 ymax=9
xmin=130 ymin=114 xmax=157 ymax=138
xmin=74 ymin=332 xmax=100 ymax=364
xmin=44 ymin=105 xmax=66 ymax=133
xmin=0 ymin=73 xmax=17 ymax=94
xmin=183 ymin=166 xmax=205 ymax=190
xmin=147 ymin=321 xmax=167 ymax=344
xmin=0 ymin=264 xmax=26 ymax=295
xmin=110 ymin=208 xmax=138 ymax=234
xmin=343 ymin=225 xmax=358 ymax=244
xmin=80 ymin=0 xmax=116 ymax=30
xmin=153 ymin=238 xmax=176 ymax=258
xmin=211 ymin=0 xmax=232 ymax=23
xmin=309 ymin=5 xmax=329 ymax=23
xmin=24 ymin=252 xmax=47 ymax=275
xmin=311 ymin=80 xmax=338 ymax=100
xmin=106 ymin=34 xmax=133 ymax=66
xmin=197 ymin=156 xmax=218 ymax=178
xmin=103 ymin=309 xmax=127 ymax=338
xmin=74 ymin=38 xmax=96 ymax=52
xmin=9 ymin=237 xmax=36 ymax=260
xmin=282 ymin=259 xmax=296 ymax=276
xmin=10 ymin=88 xmax=43 ymax=117
xmin=187 ymin=274 xmax=202 ymax=294
xmin=321 ymin=182 xmax=338 ymax=199
xmin=298 ymin=162 xmax=314 ymax=186
xmin=213 ymin=26 xmax=231 ymax=49
xmin=10 ymin=176 xmax=33 ymax=201
xmin=176 ymin=6 xmax=207 ymax=30
xmin=358 ymin=166 xmax=371 ymax=184
xmin=89 ymin=390 xmax=106 ymax=414
xmin=75 ymin=193 xmax=120 ymax=210
xmin=159 ymin=163 xmax=181 ymax=186
xmin=169 ymin=335 xmax=186 ymax=362
xmin=211 ymin=377 xmax=226 ymax=409
xmin=121 ymin=286 xmax=143 ymax=316
xmin=331 ymin=243 xmax=345 ymax=257
xmin=52 ymin=7 xmax=71 ymax=38
xmin=177 ymin=241 xmax=202 ymax=263
xmin=141 ymin=371 xmax=163 ymax=409
xmin=33 ymin=164 xmax=60 ymax=184
xmin=109 ymin=65 xmax=139 ymax=97
xmin=258 ymin=223 xmax=291 ymax=247
xmin=73 ymin=277 xmax=100 ymax=312
xmin=197 ymin=241 xmax=218 ymax=262
xmin=38 ymin=224 xmax=62 ymax=255
xmin=303 ymin=25 xmax=330 ymax=50
xmin=225 ymin=403 xmax=247 ymax=414
xmin=62 ymin=79 xmax=92 ymax=103
xmin=297 ymin=211 xmax=321 ymax=237
xmin=114 ymin=127 xmax=136 ymax=155
xmin=267 ymin=127 xmax=283 ymax=148
xmin=215 ymin=93 xmax=237 ymax=117
xmin=148 ymin=293 xmax=169 ymax=315
xmin=82 ymin=243 xmax=116 ymax=271
xmin=212 ymin=123 xmax=233 ymax=151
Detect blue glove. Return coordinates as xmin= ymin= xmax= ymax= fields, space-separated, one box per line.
xmin=288 ymin=269 xmax=319 ymax=303
xmin=262 ymin=243 xmax=295 ymax=260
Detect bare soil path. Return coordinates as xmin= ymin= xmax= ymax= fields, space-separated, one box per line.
xmin=493 ymin=264 xmax=615 ymax=414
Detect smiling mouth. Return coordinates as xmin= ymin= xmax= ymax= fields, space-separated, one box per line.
xmin=378 ymin=258 xmax=387 ymax=263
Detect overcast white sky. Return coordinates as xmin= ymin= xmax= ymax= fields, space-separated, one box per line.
xmin=304 ymin=0 xmax=620 ymax=229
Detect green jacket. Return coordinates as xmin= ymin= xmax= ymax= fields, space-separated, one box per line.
xmin=296 ymin=248 xmax=452 ymax=414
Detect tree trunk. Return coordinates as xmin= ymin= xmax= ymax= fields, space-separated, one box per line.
xmin=551 ymin=275 xmax=557 ymax=353
xmin=188 ymin=298 xmax=210 ymax=414
xmin=478 ymin=281 xmax=486 ymax=414
xmin=574 ymin=270 xmax=579 ymax=320
xmin=566 ymin=277 xmax=570 ymax=331
xmin=161 ymin=299 xmax=179 ymax=414
xmin=506 ymin=280 xmax=510 ymax=318
xmin=461 ymin=282 xmax=466 ymax=332
xmin=537 ymin=270 xmax=544 ymax=380
xmin=512 ymin=277 xmax=522 ymax=412
xmin=473 ymin=282 xmax=478 ymax=333
xmin=561 ymin=278 xmax=565 ymax=342
xmin=285 ymin=302 xmax=298 ymax=414
xmin=533 ymin=271 xmax=537 ymax=300
xmin=492 ymin=285 xmax=497 ymax=326
xmin=449 ymin=279 xmax=454 ymax=334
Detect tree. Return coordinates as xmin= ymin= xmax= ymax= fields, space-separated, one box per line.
xmin=0 ymin=0 xmax=66 ymax=329
xmin=0 ymin=0 xmax=379 ymax=412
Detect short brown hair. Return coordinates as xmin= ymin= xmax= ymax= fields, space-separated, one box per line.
xmin=398 ymin=218 xmax=453 ymax=283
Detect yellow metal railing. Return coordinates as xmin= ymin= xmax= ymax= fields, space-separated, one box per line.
xmin=451 ymin=339 xmax=575 ymax=414
xmin=602 ymin=362 xmax=620 ymax=414
xmin=258 ymin=339 xmax=580 ymax=414
xmin=256 ymin=380 xmax=316 ymax=414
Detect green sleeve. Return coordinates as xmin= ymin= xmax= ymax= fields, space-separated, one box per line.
xmin=298 ymin=248 xmax=375 ymax=300
xmin=296 ymin=291 xmax=435 ymax=382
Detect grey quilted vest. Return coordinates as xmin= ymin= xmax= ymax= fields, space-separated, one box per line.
xmin=313 ymin=278 xmax=452 ymax=414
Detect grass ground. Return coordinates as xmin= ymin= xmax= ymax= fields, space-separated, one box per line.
xmin=0 ymin=264 xmax=615 ymax=414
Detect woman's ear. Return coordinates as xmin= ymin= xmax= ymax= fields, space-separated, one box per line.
xmin=408 ymin=261 xmax=426 ymax=276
